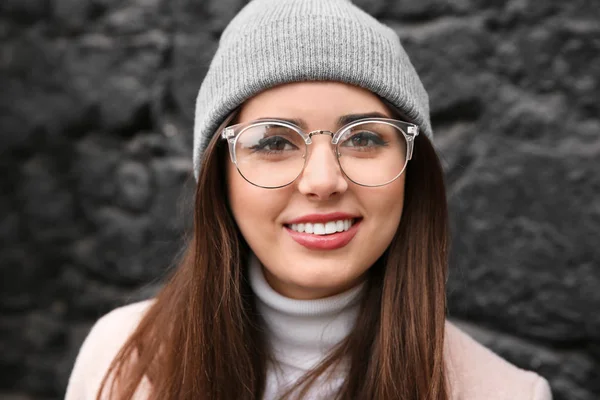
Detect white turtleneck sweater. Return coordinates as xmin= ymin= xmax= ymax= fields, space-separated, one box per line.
xmin=248 ymin=257 xmax=363 ymax=399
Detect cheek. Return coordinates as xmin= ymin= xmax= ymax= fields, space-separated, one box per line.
xmin=226 ymin=163 xmax=288 ymax=240
xmin=364 ymin=177 xmax=406 ymax=233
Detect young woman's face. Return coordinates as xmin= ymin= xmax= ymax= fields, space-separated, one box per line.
xmin=227 ymin=82 xmax=406 ymax=299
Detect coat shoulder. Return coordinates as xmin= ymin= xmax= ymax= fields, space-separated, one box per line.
xmin=444 ymin=321 xmax=552 ymax=400
xmin=65 ymin=300 xmax=155 ymax=399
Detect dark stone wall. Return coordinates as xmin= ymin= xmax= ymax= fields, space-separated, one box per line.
xmin=0 ymin=0 xmax=598 ymax=399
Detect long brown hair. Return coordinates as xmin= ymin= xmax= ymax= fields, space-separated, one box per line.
xmin=97 ymin=107 xmax=450 ymax=399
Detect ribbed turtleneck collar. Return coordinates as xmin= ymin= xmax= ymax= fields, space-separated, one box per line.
xmin=248 ymin=256 xmax=365 ymax=370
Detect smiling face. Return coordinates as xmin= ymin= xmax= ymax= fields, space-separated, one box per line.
xmin=227 ymin=82 xmax=406 ymax=299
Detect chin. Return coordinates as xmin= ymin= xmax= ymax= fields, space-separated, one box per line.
xmin=286 ymin=269 xmax=364 ymax=298
xmin=259 ymin=252 xmax=369 ymax=299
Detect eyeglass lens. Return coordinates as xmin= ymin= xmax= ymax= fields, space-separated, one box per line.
xmin=233 ymin=122 xmax=408 ymax=188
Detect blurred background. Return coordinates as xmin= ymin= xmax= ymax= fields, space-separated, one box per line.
xmin=0 ymin=0 xmax=599 ymax=399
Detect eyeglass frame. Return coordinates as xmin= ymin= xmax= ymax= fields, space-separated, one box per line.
xmin=221 ymin=117 xmax=419 ymax=189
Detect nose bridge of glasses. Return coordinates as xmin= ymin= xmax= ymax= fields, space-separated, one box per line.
xmin=307 ymin=130 xmax=340 ymax=154
xmin=304 ymin=130 xmax=338 ymax=156
xmin=304 ymin=130 xmax=339 ymax=158
xmin=308 ymin=129 xmax=333 ymax=137
xmin=303 ymin=133 xmax=342 ymax=180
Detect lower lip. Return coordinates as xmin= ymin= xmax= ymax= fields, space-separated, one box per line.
xmin=285 ymin=220 xmax=361 ymax=250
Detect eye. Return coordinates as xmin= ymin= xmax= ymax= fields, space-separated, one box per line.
xmin=341 ymin=131 xmax=387 ymax=148
xmin=253 ymin=136 xmax=298 ymax=152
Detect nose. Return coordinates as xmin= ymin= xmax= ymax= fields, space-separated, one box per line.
xmin=296 ymin=136 xmax=348 ymax=200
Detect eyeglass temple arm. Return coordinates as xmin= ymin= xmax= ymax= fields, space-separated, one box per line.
xmin=406 ymin=125 xmax=418 ymax=160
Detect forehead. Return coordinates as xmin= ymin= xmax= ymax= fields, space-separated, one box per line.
xmin=237 ymin=81 xmax=391 ymax=127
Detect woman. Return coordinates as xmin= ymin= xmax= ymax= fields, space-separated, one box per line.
xmin=65 ymin=0 xmax=552 ymax=399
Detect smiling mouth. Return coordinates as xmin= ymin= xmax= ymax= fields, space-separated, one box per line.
xmin=285 ymin=218 xmax=359 ymax=235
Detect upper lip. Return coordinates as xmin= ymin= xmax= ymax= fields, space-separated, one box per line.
xmin=285 ymin=212 xmax=361 ymax=225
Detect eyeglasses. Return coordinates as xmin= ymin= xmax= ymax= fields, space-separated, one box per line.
xmin=221 ymin=117 xmax=419 ymax=189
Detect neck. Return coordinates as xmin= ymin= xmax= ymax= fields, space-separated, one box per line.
xmin=248 ymin=255 xmax=365 ymax=370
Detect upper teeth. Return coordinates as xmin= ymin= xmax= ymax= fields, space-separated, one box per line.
xmin=289 ymin=219 xmax=354 ymax=235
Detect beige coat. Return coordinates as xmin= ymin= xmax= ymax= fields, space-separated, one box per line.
xmin=65 ymin=301 xmax=552 ymax=400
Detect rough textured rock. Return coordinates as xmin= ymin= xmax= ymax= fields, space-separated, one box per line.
xmin=0 ymin=0 xmax=598 ymax=399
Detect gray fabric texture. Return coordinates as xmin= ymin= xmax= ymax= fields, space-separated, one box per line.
xmin=193 ymin=0 xmax=431 ymax=179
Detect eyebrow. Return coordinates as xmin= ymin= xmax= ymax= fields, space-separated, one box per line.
xmin=254 ymin=112 xmax=390 ymax=129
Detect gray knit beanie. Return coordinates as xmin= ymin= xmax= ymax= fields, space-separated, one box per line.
xmin=193 ymin=0 xmax=431 ymax=179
